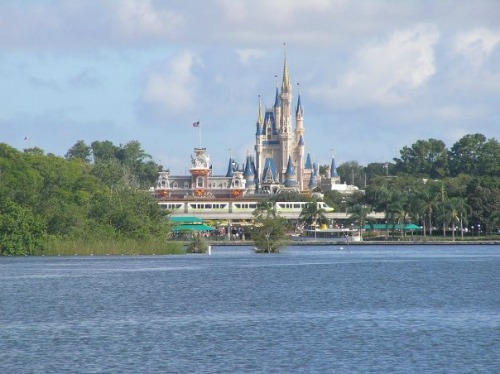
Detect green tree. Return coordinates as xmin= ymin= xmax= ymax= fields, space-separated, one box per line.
xmin=65 ymin=140 xmax=92 ymax=163
xmin=489 ymin=210 xmax=500 ymax=235
xmin=23 ymin=147 xmax=45 ymax=156
xmin=442 ymin=197 xmax=467 ymax=241
xmin=252 ymin=215 xmax=290 ymax=253
xmin=187 ymin=233 xmax=209 ymax=253
xmin=448 ymin=134 xmax=499 ymax=177
xmin=0 ymin=143 xmax=44 ymax=206
xmin=394 ymin=138 xmax=449 ymax=178
xmin=323 ymin=190 xmax=344 ymax=212
xmin=90 ymin=158 xmax=131 ymax=188
xmin=467 ymin=181 xmax=500 ymax=235
xmin=299 ymin=198 xmax=328 ymax=229
xmin=253 ymin=199 xmax=277 ymax=220
xmin=91 ymin=140 xmax=118 ymax=163
xmin=347 ymin=204 xmax=372 ymax=241
xmin=0 ymin=199 xmax=48 ymax=255
xmin=478 ymin=138 xmax=500 ymax=177
xmin=364 ymin=162 xmax=391 ymax=183
xmin=116 ymin=141 xmax=151 ymax=166
xmin=337 ymin=161 xmax=365 ymax=187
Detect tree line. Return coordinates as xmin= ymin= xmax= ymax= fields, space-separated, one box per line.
xmin=0 ymin=141 xmax=173 ymax=255
xmin=321 ymin=133 xmax=499 ymax=237
xmin=0 ymin=133 xmax=498 ymax=254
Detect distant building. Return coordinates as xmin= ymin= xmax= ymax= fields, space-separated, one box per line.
xmin=153 ymin=50 xmax=358 ymax=200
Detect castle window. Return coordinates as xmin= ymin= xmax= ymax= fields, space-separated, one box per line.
xmin=196 ymin=176 xmax=204 ymax=188
xmin=172 ymin=182 xmax=178 ymax=189
xmin=184 ymin=181 xmax=190 ymax=188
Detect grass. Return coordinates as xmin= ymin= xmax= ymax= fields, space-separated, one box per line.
xmin=44 ymin=237 xmax=185 ymax=256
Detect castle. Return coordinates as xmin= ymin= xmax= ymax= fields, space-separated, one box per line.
xmin=154 ymin=52 xmax=358 ymax=200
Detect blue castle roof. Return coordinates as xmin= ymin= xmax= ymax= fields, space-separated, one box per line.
xmin=330 ymin=157 xmax=339 ymax=177
xmin=284 ymin=155 xmax=298 ymax=187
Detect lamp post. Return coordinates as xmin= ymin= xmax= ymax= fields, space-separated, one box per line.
xmin=471 ymin=226 xmax=474 ymax=237
xmin=477 ymin=224 xmax=481 ymax=238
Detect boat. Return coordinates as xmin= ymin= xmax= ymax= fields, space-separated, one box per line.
xmin=291 ymin=228 xmax=361 ymax=243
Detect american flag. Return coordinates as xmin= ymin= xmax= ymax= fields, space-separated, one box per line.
xmin=193 ymin=121 xmax=200 ymax=127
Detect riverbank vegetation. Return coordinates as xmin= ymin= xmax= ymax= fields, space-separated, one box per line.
xmin=0 ymin=141 xmax=178 ymax=255
xmin=0 ymin=133 xmax=498 ymax=255
xmin=321 ymin=134 xmax=499 ymax=239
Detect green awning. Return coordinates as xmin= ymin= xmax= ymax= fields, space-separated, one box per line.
xmin=363 ymin=223 xmax=422 ymax=230
xmin=170 ymin=216 xmax=204 ymax=223
xmin=173 ymin=224 xmax=215 ymax=231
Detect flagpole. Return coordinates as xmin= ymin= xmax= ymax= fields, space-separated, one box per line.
xmin=193 ymin=121 xmax=201 ymax=148
xmin=199 ymin=123 xmax=202 ymax=149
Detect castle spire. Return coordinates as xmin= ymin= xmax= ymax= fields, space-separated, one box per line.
xmin=281 ymin=44 xmax=291 ymax=92
xmin=330 ymin=154 xmax=339 ymax=177
xmin=296 ymin=91 xmax=303 ymax=117
xmin=257 ymin=95 xmax=263 ymax=125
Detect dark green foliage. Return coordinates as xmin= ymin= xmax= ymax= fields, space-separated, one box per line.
xmin=467 ymin=180 xmax=500 ymax=234
xmin=0 ymin=199 xmax=48 ymax=255
xmin=394 ymin=138 xmax=449 ymax=178
xmin=299 ymin=197 xmax=328 ymax=227
xmin=273 ymin=190 xmax=303 ymax=202
xmin=252 ymin=216 xmax=290 ymax=253
xmin=89 ymin=140 xmax=158 ymax=187
xmin=252 ymin=202 xmax=290 ymax=253
xmin=187 ymin=234 xmax=209 ymax=253
xmin=337 ymin=161 xmax=365 ymax=187
xmin=65 ymin=140 xmax=92 ymax=163
xmin=0 ymin=143 xmax=170 ymax=255
xmin=448 ymin=134 xmax=500 ymax=177
xmin=91 ymin=140 xmax=118 ymax=162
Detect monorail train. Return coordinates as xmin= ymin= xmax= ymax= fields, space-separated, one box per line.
xmin=158 ymin=201 xmax=333 ymax=215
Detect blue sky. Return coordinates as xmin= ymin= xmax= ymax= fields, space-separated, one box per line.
xmin=1 ymin=0 xmax=499 ymax=175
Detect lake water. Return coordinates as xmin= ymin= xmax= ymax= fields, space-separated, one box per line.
xmin=1 ymin=245 xmax=499 ymax=373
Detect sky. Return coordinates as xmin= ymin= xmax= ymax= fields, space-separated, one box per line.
xmin=1 ymin=0 xmax=499 ymax=175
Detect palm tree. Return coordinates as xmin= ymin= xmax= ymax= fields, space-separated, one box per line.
xmin=299 ymin=198 xmax=327 ymax=230
xmin=418 ymin=185 xmax=440 ymax=238
xmin=253 ymin=199 xmax=276 ymax=220
xmin=347 ymin=204 xmax=373 ymax=241
xmin=443 ymin=198 xmax=461 ymax=241
xmin=488 ymin=210 xmax=500 ymax=236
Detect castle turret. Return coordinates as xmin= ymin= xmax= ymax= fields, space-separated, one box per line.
xmin=225 ymin=157 xmax=234 ymax=177
xmin=243 ymin=155 xmax=256 ymax=192
xmin=308 ymin=169 xmax=317 ymax=190
xmin=330 ymin=156 xmax=339 ymax=178
xmin=295 ymin=91 xmax=304 ymax=135
xmin=283 ymin=155 xmax=298 ymax=188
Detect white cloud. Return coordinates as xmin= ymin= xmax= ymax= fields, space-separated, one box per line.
xmin=312 ymin=24 xmax=439 ymax=107
xmin=142 ymin=52 xmax=200 ymax=112
xmin=236 ymin=49 xmax=266 ymax=65
xmin=454 ymin=27 xmax=500 ymax=66
xmin=114 ymin=0 xmax=184 ymax=40
xmin=446 ymin=27 xmax=500 ymax=94
xmin=434 ymin=104 xmax=488 ymax=121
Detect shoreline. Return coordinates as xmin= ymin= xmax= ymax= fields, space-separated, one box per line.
xmin=211 ymin=240 xmax=500 ymax=246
